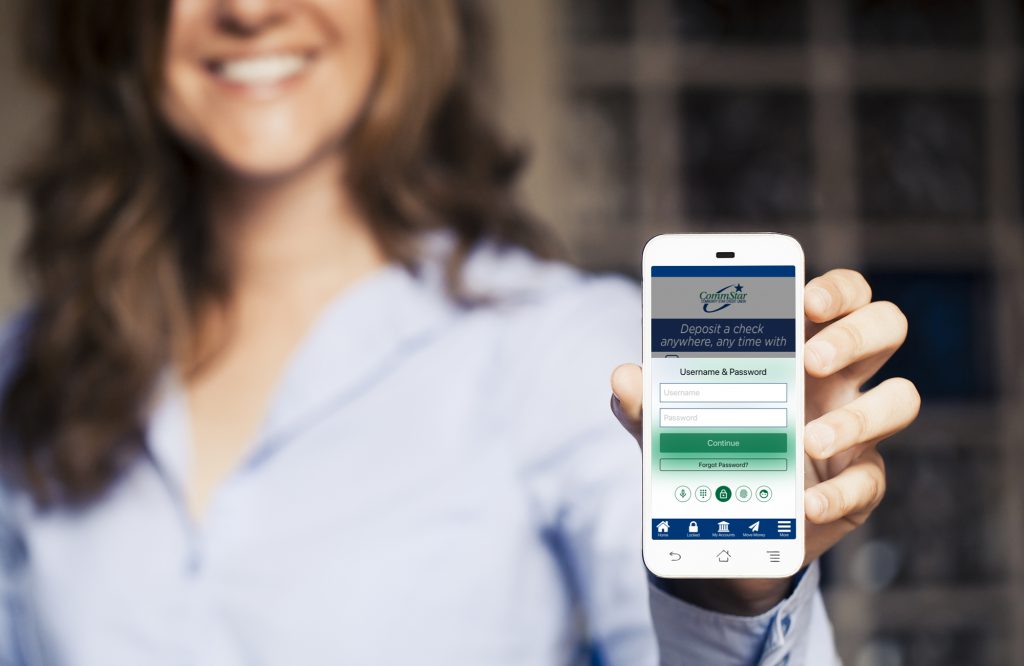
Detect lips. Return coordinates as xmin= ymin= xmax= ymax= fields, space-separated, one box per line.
xmin=206 ymin=51 xmax=316 ymax=87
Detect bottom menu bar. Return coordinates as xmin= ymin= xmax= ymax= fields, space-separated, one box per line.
xmin=653 ymin=518 xmax=797 ymax=539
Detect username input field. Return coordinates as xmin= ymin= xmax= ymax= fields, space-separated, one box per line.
xmin=660 ymin=408 xmax=787 ymax=428
xmin=660 ymin=383 xmax=786 ymax=403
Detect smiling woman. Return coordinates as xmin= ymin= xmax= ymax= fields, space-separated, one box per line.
xmin=0 ymin=0 xmax=919 ymax=663
xmin=4 ymin=0 xmax=554 ymax=504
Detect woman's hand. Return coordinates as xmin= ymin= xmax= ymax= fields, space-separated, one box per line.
xmin=610 ymin=269 xmax=921 ymax=615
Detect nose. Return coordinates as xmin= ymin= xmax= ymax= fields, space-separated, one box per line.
xmin=216 ymin=0 xmax=285 ymax=34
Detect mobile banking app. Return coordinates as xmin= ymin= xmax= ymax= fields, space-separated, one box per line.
xmin=650 ymin=266 xmax=798 ymax=543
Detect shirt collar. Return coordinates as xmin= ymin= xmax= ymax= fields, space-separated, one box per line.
xmin=255 ymin=257 xmax=457 ymax=449
xmin=145 ymin=238 xmax=460 ymax=487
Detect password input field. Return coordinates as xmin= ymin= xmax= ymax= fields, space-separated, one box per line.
xmin=660 ymin=382 xmax=786 ymax=403
xmin=659 ymin=408 xmax=787 ymax=428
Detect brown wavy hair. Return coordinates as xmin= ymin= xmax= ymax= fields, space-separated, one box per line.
xmin=1 ymin=0 xmax=558 ymax=505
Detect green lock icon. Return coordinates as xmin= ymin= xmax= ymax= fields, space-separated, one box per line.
xmin=715 ymin=485 xmax=732 ymax=502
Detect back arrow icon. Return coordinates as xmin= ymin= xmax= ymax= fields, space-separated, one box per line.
xmin=669 ymin=552 xmax=681 ymax=561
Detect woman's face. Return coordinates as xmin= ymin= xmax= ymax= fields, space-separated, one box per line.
xmin=160 ymin=0 xmax=379 ymax=180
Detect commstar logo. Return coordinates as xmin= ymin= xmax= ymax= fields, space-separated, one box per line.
xmin=699 ymin=283 xmax=747 ymax=313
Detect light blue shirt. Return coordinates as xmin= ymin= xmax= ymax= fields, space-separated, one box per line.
xmin=0 ymin=232 xmax=837 ymax=665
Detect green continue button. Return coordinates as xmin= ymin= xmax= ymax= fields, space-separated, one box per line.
xmin=661 ymin=432 xmax=787 ymax=454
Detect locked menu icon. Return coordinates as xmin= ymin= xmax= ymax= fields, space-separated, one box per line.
xmin=688 ymin=521 xmax=699 ymax=533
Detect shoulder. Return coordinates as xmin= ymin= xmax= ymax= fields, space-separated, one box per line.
xmin=419 ymin=230 xmax=640 ymax=358
xmin=427 ymin=233 xmax=641 ymax=442
xmin=440 ymin=238 xmax=643 ymax=524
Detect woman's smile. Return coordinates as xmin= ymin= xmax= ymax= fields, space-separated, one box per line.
xmin=161 ymin=0 xmax=377 ymax=178
xmin=204 ymin=50 xmax=320 ymax=96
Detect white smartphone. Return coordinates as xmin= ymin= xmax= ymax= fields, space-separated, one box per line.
xmin=642 ymin=233 xmax=805 ymax=578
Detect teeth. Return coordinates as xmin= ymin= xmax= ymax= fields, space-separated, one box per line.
xmin=216 ymin=54 xmax=308 ymax=85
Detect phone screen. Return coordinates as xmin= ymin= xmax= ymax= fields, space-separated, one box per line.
xmin=649 ymin=265 xmax=800 ymax=563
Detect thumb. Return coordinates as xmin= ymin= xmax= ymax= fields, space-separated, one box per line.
xmin=610 ymin=363 xmax=643 ymax=443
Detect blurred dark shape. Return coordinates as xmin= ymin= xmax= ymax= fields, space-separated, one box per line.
xmin=864 ymin=270 xmax=995 ymax=399
xmin=876 ymin=443 xmax=1005 ymax=587
xmin=1018 ymin=89 xmax=1024 ymax=215
xmin=869 ymin=630 xmax=993 ymax=666
xmin=669 ymin=0 xmax=807 ymax=44
xmin=850 ymin=0 xmax=984 ymax=46
xmin=681 ymin=90 xmax=812 ymax=221
xmin=567 ymin=0 xmax=631 ymax=42
xmin=568 ymin=89 xmax=636 ymax=226
xmin=857 ymin=93 xmax=986 ymax=222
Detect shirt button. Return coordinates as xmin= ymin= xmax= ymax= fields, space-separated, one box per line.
xmin=781 ymin=613 xmax=792 ymax=635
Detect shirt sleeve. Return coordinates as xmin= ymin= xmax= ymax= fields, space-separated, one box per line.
xmin=503 ymin=272 xmax=838 ymax=666
xmin=649 ymin=560 xmax=840 ymax=665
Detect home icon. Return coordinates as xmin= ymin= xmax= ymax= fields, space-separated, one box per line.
xmin=717 ymin=520 xmax=730 ymax=532
xmin=657 ymin=521 xmax=670 ymax=534
xmin=717 ymin=550 xmax=731 ymax=562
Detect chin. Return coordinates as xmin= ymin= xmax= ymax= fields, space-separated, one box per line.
xmin=203 ymin=138 xmax=336 ymax=183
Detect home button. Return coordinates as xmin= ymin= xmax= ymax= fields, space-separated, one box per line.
xmin=715 ymin=549 xmax=731 ymax=563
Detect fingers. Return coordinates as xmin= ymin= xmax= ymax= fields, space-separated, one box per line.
xmin=610 ymin=363 xmax=642 ymax=441
xmin=805 ymin=449 xmax=886 ymax=524
xmin=805 ymin=269 xmax=872 ymax=324
xmin=805 ymin=377 xmax=921 ymax=459
xmin=805 ymin=300 xmax=908 ymax=377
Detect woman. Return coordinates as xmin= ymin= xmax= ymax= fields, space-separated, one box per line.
xmin=0 ymin=0 xmax=919 ymax=664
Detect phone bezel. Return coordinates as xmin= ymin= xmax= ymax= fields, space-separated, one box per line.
xmin=642 ymin=233 xmax=805 ymax=579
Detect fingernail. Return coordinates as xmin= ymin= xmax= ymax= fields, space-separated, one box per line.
xmin=805 ymin=422 xmax=835 ymax=457
xmin=806 ymin=340 xmax=836 ymax=373
xmin=806 ymin=287 xmax=831 ymax=314
xmin=809 ymin=492 xmax=828 ymax=518
xmin=610 ymin=366 xmax=628 ymax=399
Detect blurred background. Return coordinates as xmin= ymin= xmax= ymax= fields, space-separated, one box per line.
xmin=1 ymin=1 xmax=1023 ymax=665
